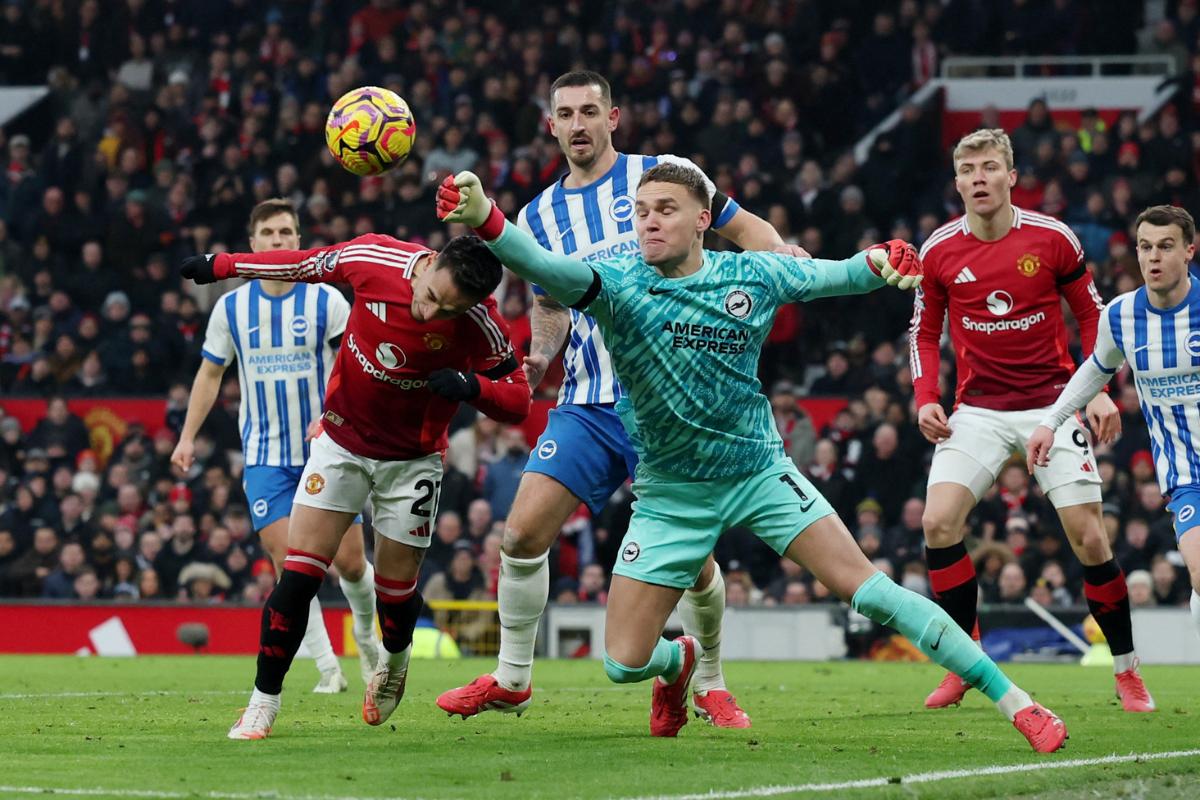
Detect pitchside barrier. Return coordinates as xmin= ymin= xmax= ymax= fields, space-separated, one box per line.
xmin=1 ymin=601 xmax=1196 ymax=663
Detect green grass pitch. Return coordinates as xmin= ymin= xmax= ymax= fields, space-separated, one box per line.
xmin=1 ymin=656 xmax=1197 ymax=799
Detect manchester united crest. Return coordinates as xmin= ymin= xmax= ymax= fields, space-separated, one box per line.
xmin=305 ymin=473 xmax=326 ymax=495
xmin=423 ymin=333 xmax=449 ymax=351
xmin=1017 ymin=253 xmax=1041 ymax=277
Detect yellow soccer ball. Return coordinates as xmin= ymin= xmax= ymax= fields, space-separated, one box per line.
xmin=325 ymin=86 xmax=416 ymax=176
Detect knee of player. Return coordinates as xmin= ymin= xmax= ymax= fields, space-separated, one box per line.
xmin=1072 ymin=520 xmax=1111 ymax=561
xmin=921 ymin=509 xmax=962 ymax=546
xmin=501 ymin=523 xmax=544 ymax=559
xmin=337 ymin=560 xmax=365 ymax=582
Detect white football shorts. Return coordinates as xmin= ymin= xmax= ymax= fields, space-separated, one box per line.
xmin=294 ymin=430 xmax=443 ymax=547
xmin=927 ymin=403 xmax=1101 ymax=508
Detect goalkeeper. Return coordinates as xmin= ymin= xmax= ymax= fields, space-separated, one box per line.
xmin=436 ymin=164 xmax=1068 ymax=752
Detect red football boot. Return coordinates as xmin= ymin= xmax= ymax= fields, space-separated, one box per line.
xmin=1012 ymin=703 xmax=1068 ymax=753
xmin=436 ymin=674 xmax=532 ymax=719
xmin=693 ymin=689 xmax=751 ymax=728
xmin=650 ymin=636 xmax=700 ymax=737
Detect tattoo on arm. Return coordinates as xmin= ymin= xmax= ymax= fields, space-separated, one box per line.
xmin=530 ymin=294 xmax=571 ymax=361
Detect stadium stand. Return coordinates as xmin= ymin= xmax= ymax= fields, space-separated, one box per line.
xmin=0 ymin=0 xmax=1195 ymax=618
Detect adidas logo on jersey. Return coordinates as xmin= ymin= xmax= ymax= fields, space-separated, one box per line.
xmin=954 ymin=267 xmax=977 ymax=284
xmin=367 ymin=301 xmax=387 ymax=322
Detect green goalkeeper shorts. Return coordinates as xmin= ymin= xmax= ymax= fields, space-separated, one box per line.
xmin=612 ymin=455 xmax=836 ymax=589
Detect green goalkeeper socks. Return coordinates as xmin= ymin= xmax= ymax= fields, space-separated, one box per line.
xmin=603 ymin=637 xmax=683 ymax=684
xmin=852 ymin=571 xmax=1013 ymax=702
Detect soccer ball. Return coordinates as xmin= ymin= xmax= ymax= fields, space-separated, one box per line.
xmin=325 ymin=86 xmax=416 ymax=177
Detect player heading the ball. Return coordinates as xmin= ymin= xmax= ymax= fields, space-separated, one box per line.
xmin=181 ymin=231 xmax=530 ymax=740
xmin=173 ymin=198 xmax=381 ymax=697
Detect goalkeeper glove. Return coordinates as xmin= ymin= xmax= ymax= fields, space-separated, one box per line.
xmin=428 ymin=368 xmax=481 ymax=402
xmin=436 ymin=172 xmax=505 ymax=239
xmin=180 ymin=254 xmax=218 ymax=285
xmin=867 ymin=240 xmax=923 ymax=290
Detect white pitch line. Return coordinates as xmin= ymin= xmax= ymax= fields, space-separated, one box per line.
xmin=2 ymin=749 xmax=1197 ymax=800
xmin=618 ymin=748 xmax=1200 ymax=800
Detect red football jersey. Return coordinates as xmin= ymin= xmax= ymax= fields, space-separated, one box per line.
xmin=910 ymin=207 xmax=1104 ymax=412
xmin=213 ymin=234 xmax=530 ymax=460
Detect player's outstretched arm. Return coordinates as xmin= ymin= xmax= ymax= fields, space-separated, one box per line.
xmin=775 ymin=240 xmax=923 ymax=303
xmin=436 ymin=172 xmax=598 ymax=307
xmin=179 ymin=238 xmax=368 ymax=285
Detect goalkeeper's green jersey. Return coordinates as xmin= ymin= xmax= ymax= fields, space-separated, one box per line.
xmin=487 ymin=222 xmax=885 ymax=480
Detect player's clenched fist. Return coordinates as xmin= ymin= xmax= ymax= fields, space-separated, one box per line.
xmin=428 ymin=368 xmax=481 ymax=401
xmin=1026 ymin=424 xmax=1055 ymax=474
xmin=180 ymin=253 xmax=218 ymax=284
xmin=436 ymin=171 xmax=506 ymax=240
xmin=867 ymin=239 xmax=923 ymax=290
xmin=436 ymin=172 xmax=488 ymax=226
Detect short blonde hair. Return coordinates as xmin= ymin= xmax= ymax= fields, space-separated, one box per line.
xmin=952 ymin=128 xmax=1014 ymax=171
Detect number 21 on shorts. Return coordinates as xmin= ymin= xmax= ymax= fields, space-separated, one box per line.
xmin=411 ymin=479 xmax=440 ymax=518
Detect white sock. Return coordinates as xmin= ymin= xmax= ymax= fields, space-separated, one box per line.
xmin=249 ymin=687 xmax=281 ymax=710
xmin=678 ymin=562 xmax=726 ymax=693
xmin=492 ymin=551 xmax=549 ymax=691
xmin=304 ymin=594 xmax=340 ymax=675
xmin=1191 ymin=591 xmax=1200 ymax=641
xmin=1112 ymin=651 xmax=1137 ymax=674
xmin=340 ymin=560 xmax=377 ymax=637
xmin=996 ymin=684 xmax=1035 ymax=721
xmin=387 ymin=642 xmax=412 ymax=669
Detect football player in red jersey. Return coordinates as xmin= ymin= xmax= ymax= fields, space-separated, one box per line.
xmin=181 ymin=233 xmax=531 ymax=739
xmin=910 ymin=129 xmax=1154 ymax=713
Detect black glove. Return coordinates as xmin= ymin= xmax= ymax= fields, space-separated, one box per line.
xmin=180 ymin=254 xmax=218 ymax=284
xmin=427 ymin=368 xmax=480 ymax=401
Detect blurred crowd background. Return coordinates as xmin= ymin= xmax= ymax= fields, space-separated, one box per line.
xmin=0 ymin=0 xmax=1195 ymax=613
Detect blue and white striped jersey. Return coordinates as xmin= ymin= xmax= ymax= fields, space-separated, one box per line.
xmin=201 ymin=280 xmax=350 ymax=467
xmin=1092 ymin=278 xmax=1200 ymax=494
xmin=517 ymin=153 xmax=740 ymax=406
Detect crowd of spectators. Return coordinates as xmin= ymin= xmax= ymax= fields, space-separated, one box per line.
xmin=0 ymin=0 xmax=1197 ymax=614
